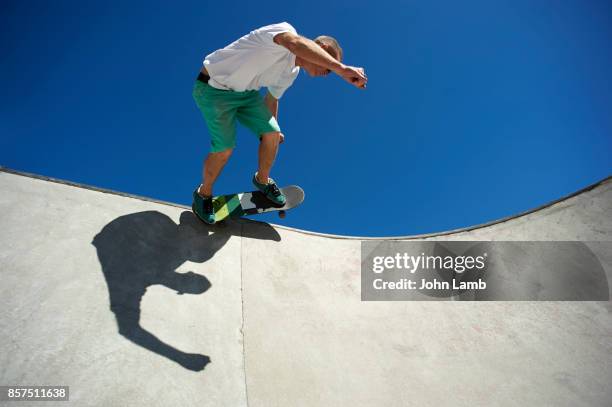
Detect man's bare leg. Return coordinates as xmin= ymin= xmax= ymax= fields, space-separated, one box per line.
xmin=198 ymin=149 xmax=233 ymax=197
xmin=256 ymin=131 xmax=281 ymax=183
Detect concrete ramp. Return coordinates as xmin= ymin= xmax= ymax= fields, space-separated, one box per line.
xmin=1 ymin=168 xmax=611 ymax=406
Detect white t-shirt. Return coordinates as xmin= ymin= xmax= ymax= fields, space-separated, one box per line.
xmin=203 ymin=22 xmax=300 ymax=99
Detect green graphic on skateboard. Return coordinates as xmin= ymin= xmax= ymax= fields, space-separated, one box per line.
xmin=192 ymin=186 xmax=305 ymax=223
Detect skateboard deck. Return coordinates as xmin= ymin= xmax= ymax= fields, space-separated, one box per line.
xmin=193 ymin=185 xmax=305 ymax=223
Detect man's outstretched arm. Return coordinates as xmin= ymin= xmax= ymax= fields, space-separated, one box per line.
xmin=274 ymin=32 xmax=367 ymax=88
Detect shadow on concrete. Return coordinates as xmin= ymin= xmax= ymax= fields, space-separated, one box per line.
xmin=92 ymin=210 xmax=280 ymax=371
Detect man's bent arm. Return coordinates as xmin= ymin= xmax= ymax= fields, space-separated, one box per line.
xmin=274 ymin=32 xmax=343 ymax=73
xmin=263 ymin=92 xmax=284 ymax=143
xmin=264 ymin=92 xmax=279 ymax=119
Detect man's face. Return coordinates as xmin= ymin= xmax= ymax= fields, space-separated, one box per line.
xmin=301 ymin=60 xmax=332 ymax=77
xmin=298 ymin=42 xmax=338 ymax=77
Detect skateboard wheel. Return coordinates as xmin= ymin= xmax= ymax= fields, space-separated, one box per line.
xmin=278 ymin=210 xmax=286 ymax=219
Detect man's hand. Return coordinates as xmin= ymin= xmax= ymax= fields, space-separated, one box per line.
xmin=337 ymin=65 xmax=367 ymax=89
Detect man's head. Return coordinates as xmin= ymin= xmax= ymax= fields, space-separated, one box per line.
xmin=296 ymin=35 xmax=343 ymax=77
xmin=314 ymin=36 xmax=343 ymax=62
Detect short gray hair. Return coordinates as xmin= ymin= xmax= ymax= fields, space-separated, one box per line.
xmin=314 ymin=35 xmax=343 ymax=62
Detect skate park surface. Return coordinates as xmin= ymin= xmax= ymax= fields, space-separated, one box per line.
xmin=1 ymin=167 xmax=611 ymax=407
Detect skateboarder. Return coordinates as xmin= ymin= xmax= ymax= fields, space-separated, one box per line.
xmin=192 ymin=22 xmax=367 ymax=224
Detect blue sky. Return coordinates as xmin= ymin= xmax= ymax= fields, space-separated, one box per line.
xmin=2 ymin=0 xmax=611 ymax=237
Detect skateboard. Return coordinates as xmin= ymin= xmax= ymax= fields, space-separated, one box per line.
xmin=192 ymin=185 xmax=305 ymax=223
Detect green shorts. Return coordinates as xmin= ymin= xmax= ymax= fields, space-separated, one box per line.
xmin=192 ymin=80 xmax=281 ymax=152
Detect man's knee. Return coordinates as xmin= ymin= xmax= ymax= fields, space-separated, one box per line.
xmin=209 ymin=148 xmax=233 ymax=160
xmin=260 ymin=131 xmax=282 ymax=143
